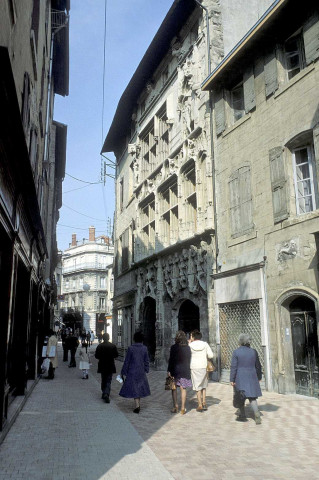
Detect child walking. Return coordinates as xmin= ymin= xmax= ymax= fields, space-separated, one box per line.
xmin=79 ymin=342 xmax=90 ymax=379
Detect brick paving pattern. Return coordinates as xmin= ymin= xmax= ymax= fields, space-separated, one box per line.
xmin=0 ymin=343 xmax=318 ymax=479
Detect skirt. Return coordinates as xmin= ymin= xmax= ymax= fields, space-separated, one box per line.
xmin=175 ymin=377 xmax=193 ymax=388
xmin=191 ymin=368 xmax=208 ymax=391
xmin=79 ymin=361 xmax=90 ymax=370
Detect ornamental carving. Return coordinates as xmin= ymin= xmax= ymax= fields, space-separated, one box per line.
xmin=136 ymin=263 xmax=158 ymax=298
xmin=277 ymin=239 xmax=298 ymax=262
xmin=162 ymin=243 xmax=208 ymax=299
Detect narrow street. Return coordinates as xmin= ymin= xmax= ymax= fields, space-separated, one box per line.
xmin=0 ymin=343 xmax=318 ymax=480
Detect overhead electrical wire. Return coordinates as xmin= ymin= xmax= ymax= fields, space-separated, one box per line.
xmin=65 ymin=172 xmax=102 ymax=184
xmin=62 ymin=203 xmax=107 ymax=222
xmin=58 ymin=224 xmax=107 ymax=232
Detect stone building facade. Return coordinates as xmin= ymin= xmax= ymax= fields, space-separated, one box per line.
xmin=0 ymin=0 xmax=69 ymax=430
xmin=102 ymin=0 xmax=273 ymax=367
xmin=202 ymin=0 xmax=319 ymax=396
xmin=61 ymin=227 xmax=114 ymax=338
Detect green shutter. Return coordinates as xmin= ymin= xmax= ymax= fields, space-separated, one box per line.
xmin=243 ymin=67 xmax=256 ymax=113
xmin=269 ymin=147 xmax=288 ymax=223
xmin=214 ymin=89 xmax=225 ymax=136
xmin=303 ymin=13 xmax=319 ymax=65
xmin=264 ymin=50 xmax=278 ymax=97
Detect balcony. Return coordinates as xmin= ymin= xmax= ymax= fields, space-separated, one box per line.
xmin=62 ymin=263 xmax=108 ymax=274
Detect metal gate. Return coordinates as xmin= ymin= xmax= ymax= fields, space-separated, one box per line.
xmin=219 ymin=300 xmax=263 ymax=383
xmin=291 ymin=311 xmax=319 ymax=397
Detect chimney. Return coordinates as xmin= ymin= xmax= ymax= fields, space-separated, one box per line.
xmin=71 ymin=233 xmax=77 ymax=246
xmin=89 ymin=226 xmax=95 ymax=242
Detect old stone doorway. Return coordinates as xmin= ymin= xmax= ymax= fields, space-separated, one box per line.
xmin=141 ymin=296 xmax=156 ymax=362
xmin=178 ymin=299 xmax=199 ymax=335
xmin=290 ymin=296 xmax=319 ymax=397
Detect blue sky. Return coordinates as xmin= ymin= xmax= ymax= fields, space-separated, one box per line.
xmin=55 ymin=0 xmax=173 ymax=251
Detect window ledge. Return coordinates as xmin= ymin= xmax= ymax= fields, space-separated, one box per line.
xmin=282 ymin=209 xmax=319 ymax=228
xmin=222 ymin=113 xmax=252 ymax=138
xmin=274 ymin=64 xmax=316 ymax=100
xmin=227 ymin=229 xmax=257 ymax=248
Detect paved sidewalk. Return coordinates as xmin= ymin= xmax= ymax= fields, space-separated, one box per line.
xmin=1 ymin=342 xmax=319 ymax=480
xmin=0 ymin=344 xmax=173 ymax=480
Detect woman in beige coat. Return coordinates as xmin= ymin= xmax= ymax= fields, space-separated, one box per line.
xmin=46 ymin=330 xmax=58 ymax=379
xmin=189 ymin=329 xmax=214 ymax=412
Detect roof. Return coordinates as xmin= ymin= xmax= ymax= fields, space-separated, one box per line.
xmin=201 ymin=0 xmax=317 ymax=90
xmin=101 ymin=0 xmax=197 ymax=153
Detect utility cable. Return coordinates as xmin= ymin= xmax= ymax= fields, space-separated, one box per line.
xmin=62 ymin=203 xmax=107 ymax=222
xmin=58 ymin=224 xmax=107 ymax=232
xmin=66 ymin=172 xmax=102 ymax=184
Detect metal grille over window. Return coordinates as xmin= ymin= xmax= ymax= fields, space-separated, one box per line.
xmin=219 ymin=300 xmax=263 ymax=370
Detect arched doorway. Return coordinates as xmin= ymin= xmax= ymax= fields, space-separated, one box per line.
xmin=178 ymin=300 xmax=200 ymax=335
xmin=289 ymin=296 xmax=319 ymax=397
xmin=141 ymin=297 xmax=156 ymax=362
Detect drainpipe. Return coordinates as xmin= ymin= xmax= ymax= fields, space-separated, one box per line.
xmin=194 ymin=0 xmax=211 ymax=75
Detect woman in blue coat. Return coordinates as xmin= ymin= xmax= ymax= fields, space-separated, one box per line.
xmin=230 ymin=333 xmax=262 ymax=424
xmin=119 ymin=331 xmax=151 ymax=413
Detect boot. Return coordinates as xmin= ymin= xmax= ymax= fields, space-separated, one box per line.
xmin=255 ymin=412 xmax=262 ymax=425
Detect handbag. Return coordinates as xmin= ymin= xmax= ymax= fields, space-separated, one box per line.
xmin=233 ymin=387 xmax=246 ymax=408
xmin=41 ymin=357 xmax=50 ymax=374
xmin=164 ymin=375 xmax=176 ymax=391
xmin=206 ymin=359 xmax=215 ymax=372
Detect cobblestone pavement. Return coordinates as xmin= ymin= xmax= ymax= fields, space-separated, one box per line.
xmin=1 ymin=343 xmax=318 ymax=480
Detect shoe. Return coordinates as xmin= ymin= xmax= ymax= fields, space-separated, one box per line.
xmin=236 ymin=415 xmax=248 ymax=422
xmin=133 ymin=407 xmax=140 ymax=414
xmin=170 ymin=406 xmax=179 ymax=413
xmin=196 ymin=406 xmax=203 ymax=412
xmin=255 ymin=413 xmax=262 ymax=425
xmin=104 ymin=395 xmax=110 ymax=403
xmin=180 ymin=408 xmax=187 ymax=415
xmin=86 ymin=374 xmax=89 ymax=379
xmin=202 ymin=404 xmax=208 ymax=411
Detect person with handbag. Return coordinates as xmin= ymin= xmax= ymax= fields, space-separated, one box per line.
xmin=189 ymin=329 xmax=214 ymax=412
xmin=230 ymin=333 xmax=262 ymax=424
xmin=167 ymin=330 xmax=192 ymax=415
xmin=46 ymin=330 xmax=58 ymax=379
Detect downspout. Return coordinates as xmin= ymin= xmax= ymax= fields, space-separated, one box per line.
xmin=195 ymin=0 xmax=220 ymax=378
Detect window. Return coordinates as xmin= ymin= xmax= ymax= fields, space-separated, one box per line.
xmin=100 ymin=277 xmax=106 ymax=288
xmin=119 ymin=178 xmax=124 ymax=211
xmin=120 ymin=228 xmax=130 ymax=272
xmin=161 ymin=66 xmax=169 ymax=86
xmin=182 ymin=161 xmax=197 ymax=234
xmin=229 ymin=166 xmax=253 ymax=237
xmin=140 ymin=194 xmax=156 ymax=255
xmin=292 ymin=146 xmax=317 ymax=214
xmin=231 ymin=83 xmax=245 ymax=122
xmin=159 ymin=178 xmax=178 ymax=245
xmin=285 ymin=33 xmax=305 ymax=80
xmin=157 ymin=104 xmax=169 ymax=163
xmin=140 ymin=120 xmax=156 ymax=178
xmin=99 ymin=297 xmax=105 ymax=310
xmin=65 ymin=279 xmax=69 ymax=291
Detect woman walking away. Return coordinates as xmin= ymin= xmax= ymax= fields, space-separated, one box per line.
xmin=119 ymin=331 xmax=151 ymax=413
xmin=189 ymin=329 xmax=214 ymax=412
xmin=167 ymin=330 xmax=192 ymax=415
xmin=230 ymin=333 xmax=262 ymax=424
xmin=79 ymin=342 xmax=90 ymax=379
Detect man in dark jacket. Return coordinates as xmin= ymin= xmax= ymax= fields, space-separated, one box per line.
xmin=65 ymin=332 xmax=79 ymax=368
xmin=95 ymin=333 xmax=118 ymax=403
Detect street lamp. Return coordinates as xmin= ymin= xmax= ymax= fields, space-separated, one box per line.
xmin=82 ymin=283 xmax=91 ymax=331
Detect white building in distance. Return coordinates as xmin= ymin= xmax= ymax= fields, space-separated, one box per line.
xmin=61 ymin=227 xmax=114 ymax=337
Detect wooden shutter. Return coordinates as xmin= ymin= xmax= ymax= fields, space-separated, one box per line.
xmin=214 ymin=89 xmax=225 ymax=136
xmin=313 ymin=124 xmax=319 ymax=194
xmin=239 ymin=166 xmax=253 ymax=232
xmin=269 ymin=147 xmax=288 ymax=223
xmin=22 ymin=72 xmax=30 ymax=134
xmin=243 ymin=67 xmax=256 ymax=113
xmin=264 ymin=50 xmax=278 ymax=97
xmin=303 ymin=13 xmax=319 ymax=65
xmin=229 ymin=172 xmax=240 ymax=236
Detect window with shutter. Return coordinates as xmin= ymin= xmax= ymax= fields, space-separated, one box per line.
xmin=214 ymin=89 xmax=225 ymax=136
xmin=269 ymin=147 xmax=289 ymax=223
xmin=243 ymin=67 xmax=256 ymax=113
xmin=264 ymin=50 xmax=278 ymax=97
xmin=231 ymin=83 xmax=245 ymax=122
xmin=285 ymin=32 xmax=305 ymax=80
xmin=303 ymin=13 xmax=319 ymax=65
xmin=229 ymin=166 xmax=253 ymax=237
xmin=292 ymin=146 xmax=317 ymax=215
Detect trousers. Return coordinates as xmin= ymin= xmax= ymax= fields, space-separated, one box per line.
xmin=101 ymin=373 xmax=113 ymax=397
